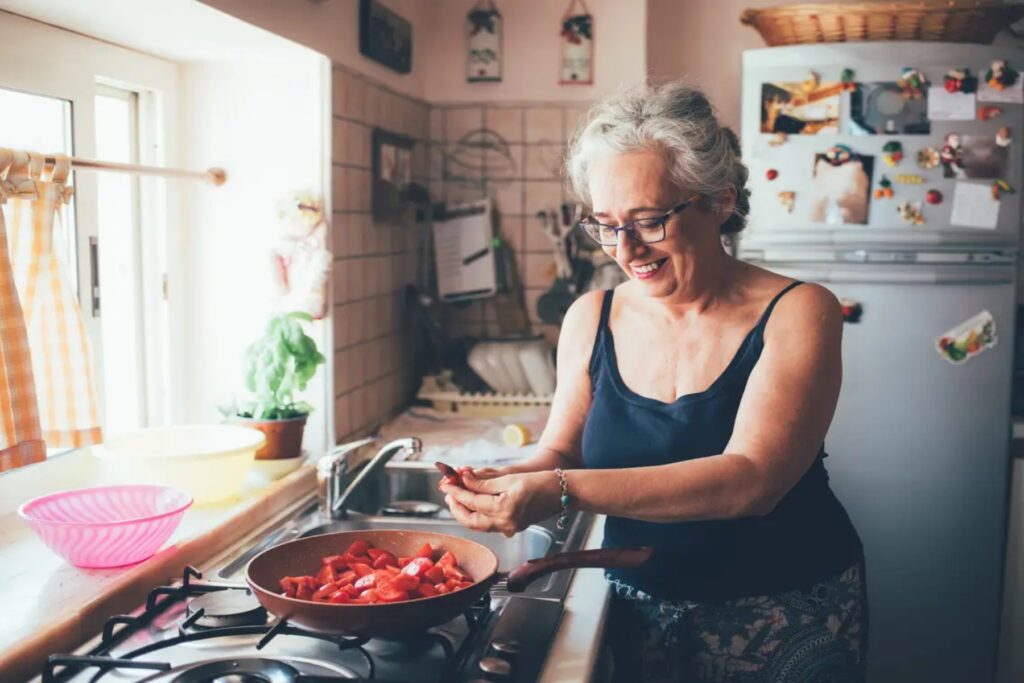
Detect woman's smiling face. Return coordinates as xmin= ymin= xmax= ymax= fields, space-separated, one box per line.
xmin=587 ymin=148 xmax=723 ymax=299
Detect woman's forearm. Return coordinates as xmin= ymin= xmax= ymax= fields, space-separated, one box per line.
xmin=566 ymin=452 xmax=773 ymax=523
xmin=500 ymin=445 xmax=579 ymax=475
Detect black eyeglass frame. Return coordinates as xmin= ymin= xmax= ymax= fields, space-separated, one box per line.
xmin=577 ymin=195 xmax=702 ymax=246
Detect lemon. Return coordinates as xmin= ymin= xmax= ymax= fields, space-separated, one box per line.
xmin=502 ymin=424 xmax=531 ymax=447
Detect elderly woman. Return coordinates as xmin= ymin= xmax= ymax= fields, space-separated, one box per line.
xmin=441 ymin=83 xmax=866 ymax=682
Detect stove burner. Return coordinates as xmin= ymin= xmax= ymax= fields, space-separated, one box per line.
xmin=184 ymin=591 xmax=267 ymax=630
xmin=139 ymin=657 xmax=356 ymax=683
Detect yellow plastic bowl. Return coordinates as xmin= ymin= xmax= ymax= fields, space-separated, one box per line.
xmin=92 ymin=425 xmax=266 ymax=505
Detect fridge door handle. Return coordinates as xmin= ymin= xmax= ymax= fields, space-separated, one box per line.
xmin=778 ymin=266 xmax=1014 ymax=285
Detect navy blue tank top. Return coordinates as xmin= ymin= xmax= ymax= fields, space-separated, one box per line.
xmin=582 ymin=283 xmax=862 ymax=602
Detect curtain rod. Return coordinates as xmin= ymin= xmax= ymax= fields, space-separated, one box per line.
xmin=44 ymin=155 xmax=227 ymax=186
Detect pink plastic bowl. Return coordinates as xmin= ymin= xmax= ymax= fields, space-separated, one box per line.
xmin=17 ymin=484 xmax=193 ymax=568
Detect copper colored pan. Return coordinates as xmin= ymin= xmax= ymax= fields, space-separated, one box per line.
xmin=246 ymin=529 xmax=651 ymax=638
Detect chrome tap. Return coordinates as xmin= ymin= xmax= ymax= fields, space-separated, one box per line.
xmin=322 ymin=437 xmax=422 ymax=519
xmin=317 ymin=435 xmax=377 ymax=516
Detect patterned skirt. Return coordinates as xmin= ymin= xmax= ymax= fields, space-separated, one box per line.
xmin=604 ymin=562 xmax=868 ymax=683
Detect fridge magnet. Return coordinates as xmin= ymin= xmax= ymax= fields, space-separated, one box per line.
xmin=839 ymin=299 xmax=863 ymax=324
xmin=809 ymin=146 xmax=874 ymax=225
xmin=944 ymin=68 xmax=978 ymax=94
xmin=898 ymin=68 xmax=928 ymax=99
xmin=894 ymin=174 xmax=924 ymax=184
xmin=996 ymin=126 xmax=1012 ymax=147
xmin=873 ymin=176 xmax=895 ymax=199
xmin=991 ymin=179 xmax=1014 ymax=200
xmin=925 ymin=189 xmax=943 ymax=205
xmin=896 ymin=200 xmax=924 ymax=225
xmin=768 ymin=132 xmax=789 ymax=147
xmin=766 ymin=168 xmax=779 ymax=180
xmin=943 ymin=134 xmax=1009 ymax=180
xmin=935 ymin=311 xmax=996 ymax=365
xmin=916 ymin=147 xmax=940 ymax=170
xmin=760 ymin=80 xmax=841 ymax=135
xmin=840 ymin=68 xmax=857 ymax=92
xmin=978 ymin=60 xmax=1023 ymax=104
xmin=978 ymin=105 xmax=1003 ymax=121
xmin=467 ymin=0 xmax=502 ymax=82
xmin=950 ymin=181 xmax=1001 ymax=229
xmin=849 ymin=82 xmax=930 ymax=135
xmin=559 ymin=0 xmax=593 ymax=85
xmin=940 ymin=133 xmax=963 ymax=177
xmin=882 ymin=141 xmax=904 ymax=167
xmin=778 ymin=190 xmax=796 ymax=212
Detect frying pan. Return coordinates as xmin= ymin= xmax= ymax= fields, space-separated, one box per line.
xmin=246 ymin=529 xmax=651 ymax=638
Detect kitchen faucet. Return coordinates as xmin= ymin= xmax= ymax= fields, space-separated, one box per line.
xmin=319 ymin=436 xmax=422 ymax=519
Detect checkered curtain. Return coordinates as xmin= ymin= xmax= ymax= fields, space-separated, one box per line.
xmin=0 ymin=149 xmax=101 ymax=472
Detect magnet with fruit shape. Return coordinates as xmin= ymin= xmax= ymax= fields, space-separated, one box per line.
xmin=992 ymin=179 xmax=1014 ymax=200
xmin=898 ymin=67 xmax=928 ymax=99
xmin=897 ymin=200 xmax=924 ymax=225
xmin=839 ymin=298 xmax=863 ymax=324
xmin=984 ymin=60 xmax=1019 ymax=91
xmin=840 ymin=68 xmax=857 ymax=92
xmin=979 ymin=106 xmax=1003 ymax=121
xmin=925 ymin=189 xmax=943 ymax=205
xmin=874 ymin=176 xmax=895 ymax=200
xmin=778 ymin=191 xmax=796 ymax=213
xmin=766 ymin=168 xmax=779 ymax=181
xmin=935 ymin=311 xmax=997 ymax=365
xmin=882 ymin=141 xmax=904 ymax=167
xmin=943 ymin=68 xmax=977 ymax=94
xmin=916 ymin=147 xmax=940 ymax=170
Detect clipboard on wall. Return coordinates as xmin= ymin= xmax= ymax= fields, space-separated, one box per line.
xmin=432 ymin=199 xmax=499 ymax=302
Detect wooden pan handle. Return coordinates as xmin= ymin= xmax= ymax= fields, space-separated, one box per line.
xmin=505 ymin=546 xmax=652 ymax=593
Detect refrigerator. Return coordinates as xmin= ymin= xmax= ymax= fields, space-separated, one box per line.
xmin=739 ymin=43 xmax=1022 ymax=683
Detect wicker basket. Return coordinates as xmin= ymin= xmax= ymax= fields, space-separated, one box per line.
xmin=740 ymin=1 xmax=1024 ymax=46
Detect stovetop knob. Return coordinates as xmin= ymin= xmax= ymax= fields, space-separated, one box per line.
xmin=490 ymin=638 xmax=520 ymax=654
xmin=479 ymin=656 xmax=512 ymax=677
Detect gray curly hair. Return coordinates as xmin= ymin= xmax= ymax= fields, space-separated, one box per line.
xmin=565 ymin=82 xmax=750 ymax=235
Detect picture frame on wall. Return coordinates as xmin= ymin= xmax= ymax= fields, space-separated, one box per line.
xmin=371 ymin=128 xmax=414 ymax=222
xmin=559 ymin=0 xmax=593 ymax=85
xmin=359 ymin=0 xmax=412 ymax=74
xmin=467 ymin=0 xmax=502 ymax=82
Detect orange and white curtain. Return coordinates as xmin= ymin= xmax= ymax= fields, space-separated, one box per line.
xmin=0 ymin=149 xmax=101 ymax=472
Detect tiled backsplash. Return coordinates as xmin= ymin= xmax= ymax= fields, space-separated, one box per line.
xmin=329 ymin=67 xmax=429 ymax=441
xmin=330 ymin=70 xmax=591 ymax=438
xmin=426 ymin=103 xmax=588 ymax=344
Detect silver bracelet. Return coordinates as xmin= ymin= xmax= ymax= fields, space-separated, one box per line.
xmin=554 ymin=468 xmax=571 ymax=530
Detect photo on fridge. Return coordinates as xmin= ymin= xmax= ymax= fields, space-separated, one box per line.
xmin=848 ymin=81 xmax=931 ymax=135
xmin=760 ymin=80 xmax=841 ymax=135
xmin=943 ymin=134 xmax=1009 ymax=179
xmin=808 ymin=146 xmax=875 ymax=225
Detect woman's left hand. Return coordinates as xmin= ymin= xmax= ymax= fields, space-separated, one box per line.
xmin=440 ymin=469 xmax=563 ymax=535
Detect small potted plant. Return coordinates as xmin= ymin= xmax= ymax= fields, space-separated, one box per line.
xmin=231 ymin=311 xmax=325 ymax=459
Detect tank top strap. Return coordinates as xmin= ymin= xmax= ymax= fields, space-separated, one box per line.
xmin=589 ymin=289 xmax=615 ymax=376
xmin=754 ymin=280 xmax=805 ymax=333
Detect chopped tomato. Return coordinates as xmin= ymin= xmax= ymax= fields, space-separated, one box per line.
xmin=343 ymin=553 xmax=372 ymax=567
xmin=397 ymin=556 xmax=413 ymax=567
xmin=335 ymin=570 xmax=357 ymax=586
xmin=328 ymin=590 xmax=351 ymax=604
xmin=435 ymin=583 xmax=450 ymax=594
xmin=371 ymin=550 xmax=399 ymax=569
xmin=350 ymin=562 xmax=374 ymax=577
xmin=355 ymin=588 xmax=379 ymax=603
xmin=382 ymin=565 xmax=401 ymax=576
xmin=391 ymin=573 xmax=420 ymax=592
xmin=295 ymin=584 xmax=314 ymax=600
xmin=315 ymin=563 xmax=337 ymax=585
xmin=401 ymin=557 xmax=434 ymax=578
xmin=415 ymin=543 xmax=435 ymax=559
xmin=375 ymin=580 xmax=410 ymax=603
xmin=345 ymin=539 xmax=370 ymax=557
xmin=417 ymin=583 xmax=438 ymax=598
xmin=436 ymin=551 xmax=457 ymax=568
xmin=321 ymin=554 xmax=347 ymax=571
xmin=442 ymin=564 xmax=469 ymax=582
xmin=424 ymin=565 xmax=446 ymax=584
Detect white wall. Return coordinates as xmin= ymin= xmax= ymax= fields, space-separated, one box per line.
xmin=200 ymin=0 xmax=429 ymax=99
xmin=176 ymin=56 xmax=332 ymax=453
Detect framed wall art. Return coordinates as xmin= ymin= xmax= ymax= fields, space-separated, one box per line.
xmin=359 ymin=0 xmax=412 ymax=74
xmin=371 ymin=128 xmax=414 ymax=222
xmin=467 ymin=0 xmax=502 ymax=82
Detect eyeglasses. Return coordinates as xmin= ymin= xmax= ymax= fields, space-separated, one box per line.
xmin=578 ymin=195 xmax=701 ymax=246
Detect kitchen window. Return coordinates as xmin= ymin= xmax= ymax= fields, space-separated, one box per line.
xmin=0 ymin=36 xmax=176 ymax=455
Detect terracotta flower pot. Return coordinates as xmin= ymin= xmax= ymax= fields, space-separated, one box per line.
xmin=233 ymin=414 xmax=307 ymax=460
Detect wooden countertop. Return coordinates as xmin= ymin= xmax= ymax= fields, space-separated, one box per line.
xmin=0 ymin=449 xmax=317 ymax=683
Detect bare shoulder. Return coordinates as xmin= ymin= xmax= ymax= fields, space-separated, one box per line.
xmin=556 ymin=289 xmax=608 ymax=366
xmin=766 ymin=281 xmax=842 ymax=339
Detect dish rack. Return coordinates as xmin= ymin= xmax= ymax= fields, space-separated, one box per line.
xmin=740 ymin=1 xmax=1024 ymax=46
xmin=417 ymin=375 xmax=552 ymax=416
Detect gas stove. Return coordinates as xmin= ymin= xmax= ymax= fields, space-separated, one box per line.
xmin=43 ymin=565 xmax=563 ymax=683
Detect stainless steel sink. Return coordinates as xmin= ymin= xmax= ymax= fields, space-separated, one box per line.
xmin=299 ymin=519 xmax=555 ymax=571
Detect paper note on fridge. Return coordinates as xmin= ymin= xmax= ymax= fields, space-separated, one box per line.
xmin=950 ymin=181 xmax=1000 ymax=229
xmin=926 ymin=87 xmax=976 ymax=120
xmin=432 ymin=199 xmax=498 ymax=302
xmin=977 ymin=75 xmax=1024 ymax=104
